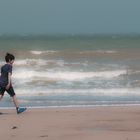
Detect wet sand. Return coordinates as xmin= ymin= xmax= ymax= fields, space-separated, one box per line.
xmin=0 ymin=106 xmax=140 ymax=140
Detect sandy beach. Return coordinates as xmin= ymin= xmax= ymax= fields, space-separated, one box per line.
xmin=0 ymin=106 xmax=140 ymax=140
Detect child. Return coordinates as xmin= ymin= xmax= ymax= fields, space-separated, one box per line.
xmin=0 ymin=53 xmax=26 ymax=114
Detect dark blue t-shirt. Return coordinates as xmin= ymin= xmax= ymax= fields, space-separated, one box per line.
xmin=0 ymin=64 xmax=12 ymax=87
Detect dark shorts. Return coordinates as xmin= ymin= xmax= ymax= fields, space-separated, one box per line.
xmin=0 ymin=86 xmax=15 ymax=97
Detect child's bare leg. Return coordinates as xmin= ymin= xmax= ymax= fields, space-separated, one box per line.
xmin=0 ymin=94 xmax=4 ymax=101
xmin=12 ymin=95 xmax=19 ymax=108
xmin=11 ymin=95 xmax=26 ymax=114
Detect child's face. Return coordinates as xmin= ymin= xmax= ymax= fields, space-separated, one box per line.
xmin=9 ymin=60 xmax=14 ymax=65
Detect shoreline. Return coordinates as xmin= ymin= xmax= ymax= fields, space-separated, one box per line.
xmin=1 ymin=103 xmax=140 ymax=109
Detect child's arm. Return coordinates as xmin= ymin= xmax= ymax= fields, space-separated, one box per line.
xmin=6 ymin=72 xmax=12 ymax=90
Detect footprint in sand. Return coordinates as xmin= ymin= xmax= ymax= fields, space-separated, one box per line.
xmin=12 ymin=126 xmax=18 ymax=129
xmin=40 ymin=135 xmax=48 ymax=138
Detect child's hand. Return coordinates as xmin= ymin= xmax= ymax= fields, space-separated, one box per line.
xmin=6 ymin=84 xmax=10 ymax=90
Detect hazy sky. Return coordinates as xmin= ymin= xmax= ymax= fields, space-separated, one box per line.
xmin=0 ymin=0 xmax=140 ymax=34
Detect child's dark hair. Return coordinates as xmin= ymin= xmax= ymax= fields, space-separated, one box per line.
xmin=5 ymin=53 xmax=15 ymax=62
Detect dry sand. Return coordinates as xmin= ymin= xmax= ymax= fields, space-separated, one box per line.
xmin=0 ymin=106 xmax=140 ymax=140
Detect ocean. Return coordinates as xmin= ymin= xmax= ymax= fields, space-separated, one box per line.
xmin=0 ymin=34 xmax=140 ymax=108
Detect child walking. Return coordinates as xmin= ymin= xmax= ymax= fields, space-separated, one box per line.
xmin=0 ymin=53 xmax=26 ymax=114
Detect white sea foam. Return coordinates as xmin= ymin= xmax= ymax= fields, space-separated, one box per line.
xmin=15 ymin=59 xmax=65 ymax=66
xmin=30 ymin=51 xmax=43 ymax=55
xmin=15 ymin=59 xmax=46 ymax=66
xmin=30 ymin=50 xmax=117 ymax=55
xmin=13 ymin=70 xmax=126 ymax=81
xmin=15 ymin=88 xmax=140 ymax=96
xmin=30 ymin=50 xmax=57 ymax=55
xmin=96 ymin=50 xmax=117 ymax=54
xmin=80 ymin=50 xmax=117 ymax=54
